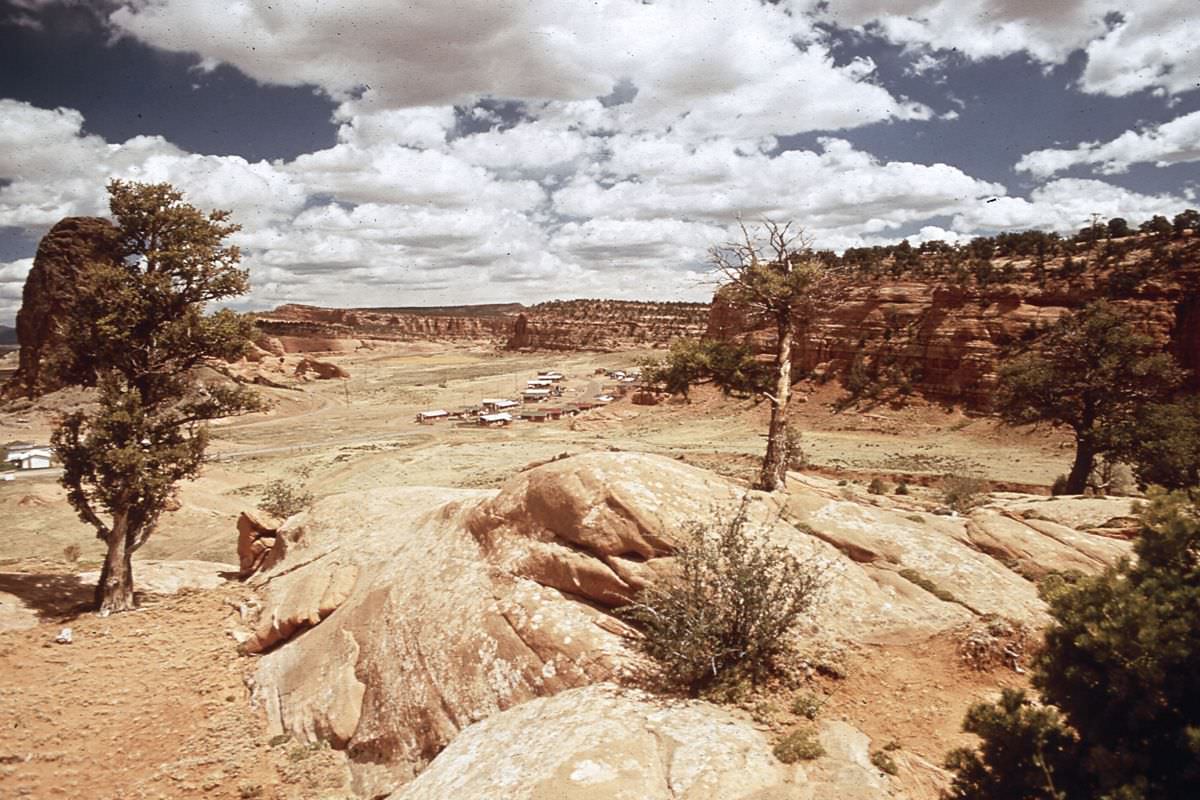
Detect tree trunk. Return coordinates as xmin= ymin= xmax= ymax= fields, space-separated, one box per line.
xmin=1065 ymin=437 xmax=1096 ymax=495
xmin=758 ymin=314 xmax=794 ymax=491
xmin=96 ymin=511 xmax=136 ymax=615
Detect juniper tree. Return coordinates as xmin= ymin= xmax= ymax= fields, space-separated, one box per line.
xmin=51 ymin=180 xmax=262 ymax=614
xmin=945 ymin=489 xmax=1200 ymax=799
xmin=711 ymin=220 xmax=840 ymax=491
xmin=995 ymin=301 xmax=1182 ymax=495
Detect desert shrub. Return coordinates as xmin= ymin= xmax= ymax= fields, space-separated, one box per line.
xmin=871 ymin=749 xmax=900 ymax=776
xmin=867 ymin=477 xmax=887 ymax=495
xmin=258 ymin=479 xmax=314 ymax=519
xmin=1050 ymin=474 xmax=1070 ymax=496
xmin=621 ymin=499 xmax=826 ymax=694
xmin=957 ymin=616 xmax=1031 ymax=672
xmin=63 ymin=543 xmax=82 ymax=563
xmin=774 ymin=727 xmax=825 ymax=763
xmin=945 ymin=490 xmax=1200 ymax=799
xmin=942 ymin=475 xmax=988 ymax=512
xmin=894 ymin=482 xmax=910 ymax=496
xmin=790 ymin=691 xmax=823 ymax=720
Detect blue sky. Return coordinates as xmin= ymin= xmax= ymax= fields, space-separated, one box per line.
xmin=2 ymin=0 xmax=1199 ymax=323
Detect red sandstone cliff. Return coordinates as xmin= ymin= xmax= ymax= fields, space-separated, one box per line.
xmin=505 ymin=300 xmax=710 ymax=351
xmin=706 ymin=237 xmax=1200 ymax=407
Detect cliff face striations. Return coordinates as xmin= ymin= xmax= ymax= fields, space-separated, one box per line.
xmin=250 ymin=300 xmax=710 ymax=353
xmin=706 ymin=235 xmax=1200 ymax=407
xmin=7 ymin=217 xmax=122 ymax=398
xmin=504 ymin=300 xmax=710 ymax=351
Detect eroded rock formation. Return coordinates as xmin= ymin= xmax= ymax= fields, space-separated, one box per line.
xmin=7 ymin=217 xmax=122 ymax=397
xmin=391 ymin=685 xmax=891 ymax=800
xmin=707 ymin=245 xmax=1200 ymax=406
xmin=240 ymin=452 xmax=1133 ymax=797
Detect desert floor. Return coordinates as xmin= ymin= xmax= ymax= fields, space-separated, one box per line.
xmin=0 ymin=342 xmax=1071 ymax=799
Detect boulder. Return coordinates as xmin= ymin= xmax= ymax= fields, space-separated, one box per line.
xmin=77 ymin=559 xmax=234 ymax=595
xmin=236 ymin=511 xmax=280 ymax=579
xmin=6 ymin=217 xmax=122 ymax=398
xmin=245 ymin=453 xmax=1132 ymax=796
xmin=391 ymin=684 xmax=890 ymax=800
xmin=294 ymin=357 xmax=350 ymax=380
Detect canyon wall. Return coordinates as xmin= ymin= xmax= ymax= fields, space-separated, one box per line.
xmin=251 ymin=299 xmax=710 ymax=354
xmin=707 ymin=239 xmax=1200 ymax=407
xmin=505 ymin=300 xmax=710 ymax=351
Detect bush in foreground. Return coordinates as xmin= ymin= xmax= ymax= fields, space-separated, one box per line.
xmin=944 ymin=489 xmax=1200 ymax=799
xmin=621 ymin=499 xmax=826 ymax=694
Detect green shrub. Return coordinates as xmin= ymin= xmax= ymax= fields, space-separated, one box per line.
xmin=790 ymin=691 xmax=822 ymax=720
xmin=774 ymin=727 xmax=825 ymax=763
xmin=941 ymin=475 xmax=988 ymax=512
xmin=1050 ymin=474 xmax=1070 ymax=496
xmin=945 ymin=490 xmax=1200 ymax=799
xmin=621 ymin=499 xmax=827 ymax=694
xmin=867 ymin=477 xmax=887 ymax=495
xmin=258 ymin=479 xmax=314 ymax=519
xmin=871 ymin=749 xmax=899 ymax=776
xmin=894 ymin=482 xmax=910 ymax=496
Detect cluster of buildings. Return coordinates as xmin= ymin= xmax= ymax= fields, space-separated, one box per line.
xmin=414 ymin=368 xmax=624 ymax=428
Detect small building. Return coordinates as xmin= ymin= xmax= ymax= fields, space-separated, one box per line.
xmin=522 ymin=388 xmax=551 ymax=403
xmin=572 ymin=401 xmax=597 ymax=412
xmin=537 ymin=371 xmax=564 ymax=382
xmin=481 ymin=398 xmax=519 ymax=413
xmin=541 ymin=407 xmax=564 ymax=420
xmin=415 ymin=409 xmax=449 ymax=424
xmin=4 ymin=443 xmax=52 ymax=470
xmin=478 ymin=412 xmax=513 ymax=427
xmin=518 ymin=409 xmax=550 ymax=422
xmin=526 ymin=379 xmax=554 ymax=388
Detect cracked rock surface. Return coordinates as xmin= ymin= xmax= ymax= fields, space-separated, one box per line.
xmin=243 ymin=452 xmax=1133 ymax=797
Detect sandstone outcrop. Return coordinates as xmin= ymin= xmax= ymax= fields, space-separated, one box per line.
xmin=505 ymin=299 xmax=710 ymax=351
xmin=249 ymin=300 xmax=709 ymax=354
xmin=391 ymin=684 xmax=891 ymax=800
xmin=6 ymin=217 xmax=122 ymax=398
xmin=77 ymin=559 xmax=235 ymax=595
xmin=242 ymin=452 xmax=1132 ymax=797
xmin=707 ymin=244 xmax=1200 ymax=406
xmin=294 ymin=357 xmax=350 ymax=380
xmin=236 ymin=511 xmax=280 ymax=579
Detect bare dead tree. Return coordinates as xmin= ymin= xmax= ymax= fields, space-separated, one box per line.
xmin=711 ymin=219 xmax=842 ymax=491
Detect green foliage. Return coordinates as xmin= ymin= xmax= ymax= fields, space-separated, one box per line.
xmin=871 ymin=749 xmax=900 ymax=776
xmin=258 ymin=479 xmax=314 ymax=519
xmin=894 ymin=482 xmax=910 ymax=496
xmin=774 ymin=727 xmax=825 ymax=763
xmin=640 ymin=337 xmax=768 ymax=398
xmin=942 ymin=475 xmax=988 ymax=512
xmin=868 ymin=477 xmax=887 ymax=495
xmin=790 ymin=691 xmax=823 ymax=720
xmin=50 ymin=180 xmax=263 ymax=613
xmin=621 ymin=499 xmax=826 ymax=694
xmin=1122 ymin=397 xmax=1200 ymax=489
xmin=945 ymin=491 xmax=1200 ymax=799
xmin=1050 ymin=474 xmax=1070 ymax=496
xmin=996 ymin=301 xmax=1183 ymax=494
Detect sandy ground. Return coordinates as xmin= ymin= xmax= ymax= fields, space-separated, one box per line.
xmin=0 ymin=341 xmax=1074 ymax=798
